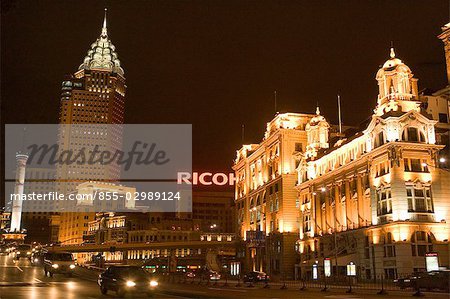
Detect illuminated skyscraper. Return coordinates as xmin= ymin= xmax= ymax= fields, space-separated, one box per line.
xmin=58 ymin=9 xmax=126 ymax=244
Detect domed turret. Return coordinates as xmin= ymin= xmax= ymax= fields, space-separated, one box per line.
xmin=305 ymin=106 xmax=330 ymax=159
xmin=374 ymin=48 xmax=419 ymax=116
xmin=78 ymin=9 xmax=124 ymax=76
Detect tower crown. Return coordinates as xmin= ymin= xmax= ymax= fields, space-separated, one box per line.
xmin=305 ymin=106 xmax=330 ymax=159
xmin=78 ymin=9 xmax=124 ymax=76
xmin=374 ymin=48 xmax=419 ymax=116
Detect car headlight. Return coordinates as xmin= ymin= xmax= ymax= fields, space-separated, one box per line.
xmin=126 ymin=281 xmax=136 ymax=287
xmin=27 ymin=252 xmax=31 ymax=255
xmin=149 ymin=280 xmax=158 ymax=287
xmin=52 ymin=264 xmax=59 ymax=269
xmin=34 ymin=258 xmax=39 ymax=262
xmin=70 ymin=264 xmax=76 ymax=269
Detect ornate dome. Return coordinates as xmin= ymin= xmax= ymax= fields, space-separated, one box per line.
xmin=78 ymin=10 xmax=124 ymax=76
xmin=307 ymin=106 xmax=328 ymax=127
xmin=377 ymin=48 xmax=411 ymax=79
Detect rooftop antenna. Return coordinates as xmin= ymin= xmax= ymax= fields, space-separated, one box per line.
xmin=274 ymin=90 xmax=278 ymax=114
xmin=337 ymin=94 xmax=342 ymax=134
xmin=241 ymin=124 xmax=245 ymax=144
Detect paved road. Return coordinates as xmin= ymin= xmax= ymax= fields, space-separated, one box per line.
xmin=1 ymin=254 xmax=448 ymax=299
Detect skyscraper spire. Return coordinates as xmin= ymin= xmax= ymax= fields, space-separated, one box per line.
xmin=101 ymin=8 xmax=108 ymax=36
xmin=79 ymin=7 xmax=124 ymax=75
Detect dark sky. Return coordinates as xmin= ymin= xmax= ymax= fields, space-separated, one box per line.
xmin=1 ymin=0 xmax=448 ymax=173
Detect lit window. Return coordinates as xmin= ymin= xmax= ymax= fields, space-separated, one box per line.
xmin=406 ymin=184 xmax=433 ymax=213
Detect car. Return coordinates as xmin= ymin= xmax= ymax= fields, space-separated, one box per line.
xmin=208 ymin=270 xmax=221 ymax=281
xmin=393 ymin=272 xmax=422 ymax=289
xmin=43 ymin=252 xmax=76 ymax=277
xmin=243 ymin=271 xmax=270 ymax=283
xmin=98 ymin=265 xmax=159 ymax=297
xmin=31 ymin=251 xmax=44 ymax=266
xmin=0 ymin=245 xmax=8 ymax=255
xmin=415 ymin=270 xmax=450 ymax=291
xmin=15 ymin=244 xmax=32 ymax=260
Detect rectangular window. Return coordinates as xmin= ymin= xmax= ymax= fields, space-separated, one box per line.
xmin=407 ymin=127 xmax=419 ymax=142
xmin=377 ymin=188 xmax=392 ymax=216
xmin=405 ymin=185 xmax=433 ymax=213
xmin=417 ymin=245 xmax=427 ymax=256
xmin=404 ymin=158 xmax=428 ymax=173
xmin=303 ymin=214 xmax=311 ymax=232
xmin=375 ymin=161 xmax=390 ymax=177
xmin=438 ymin=113 xmax=448 ymax=124
xmin=295 ymin=143 xmax=303 ymax=152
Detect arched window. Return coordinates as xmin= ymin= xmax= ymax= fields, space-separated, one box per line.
xmin=402 ymin=127 xmax=426 ymax=143
xmin=411 ymin=231 xmax=434 ymax=257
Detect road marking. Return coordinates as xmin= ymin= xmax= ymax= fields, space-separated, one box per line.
xmin=34 ymin=278 xmax=43 ymax=283
xmin=159 ymin=294 xmax=191 ymax=299
xmin=208 ymin=287 xmax=247 ymax=292
xmin=164 ymin=289 xmax=206 ymax=294
xmin=325 ymin=296 xmax=362 ymax=299
xmin=15 ymin=266 xmax=23 ymax=272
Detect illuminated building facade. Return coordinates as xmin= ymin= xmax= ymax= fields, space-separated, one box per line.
xmin=59 ymin=181 xmax=135 ymax=245
xmin=295 ymin=46 xmax=450 ymax=278
xmin=233 ymin=113 xmax=314 ymax=278
xmin=58 ymin=10 xmax=126 ymax=244
xmin=190 ymin=191 xmax=235 ymax=233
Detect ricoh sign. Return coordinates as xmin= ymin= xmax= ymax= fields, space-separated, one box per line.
xmin=177 ymin=172 xmax=236 ymax=186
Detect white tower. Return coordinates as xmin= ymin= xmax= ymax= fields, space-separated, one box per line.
xmin=10 ymin=153 xmax=28 ymax=232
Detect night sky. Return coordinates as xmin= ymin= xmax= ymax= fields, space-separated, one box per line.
xmin=1 ymin=0 xmax=448 ymax=174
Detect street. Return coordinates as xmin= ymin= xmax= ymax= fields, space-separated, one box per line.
xmin=1 ymin=255 xmax=449 ymax=299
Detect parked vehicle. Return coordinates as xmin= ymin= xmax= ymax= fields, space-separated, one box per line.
xmin=243 ymin=271 xmax=270 ymax=283
xmin=393 ymin=272 xmax=422 ymax=289
xmin=185 ymin=269 xmax=220 ymax=280
xmin=43 ymin=252 xmax=76 ymax=277
xmin=415 ymin=270 xmax=450 ymax=291
xmin=98 ymin=265 xmax=159 ymax=297
xmin=15 ymin=244 xmax=32 ymax=260
xmin=208 ymin=270 xmax=221 ymax=281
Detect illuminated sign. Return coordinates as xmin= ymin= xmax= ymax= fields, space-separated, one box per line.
xmin=425 ymin=253 xmax=439 ymax=272
xmin=312 ymin=264 xmax=318 ymax=280
xmin=177 ymin=172 xmax=236 ymax=186
xmin=231 ymin=262 xmax=240 ymax=276
xmin=324 ymin=258 xmax=331 ymax=277
xmin=346 ymin=261 xmax=356 ymax=276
